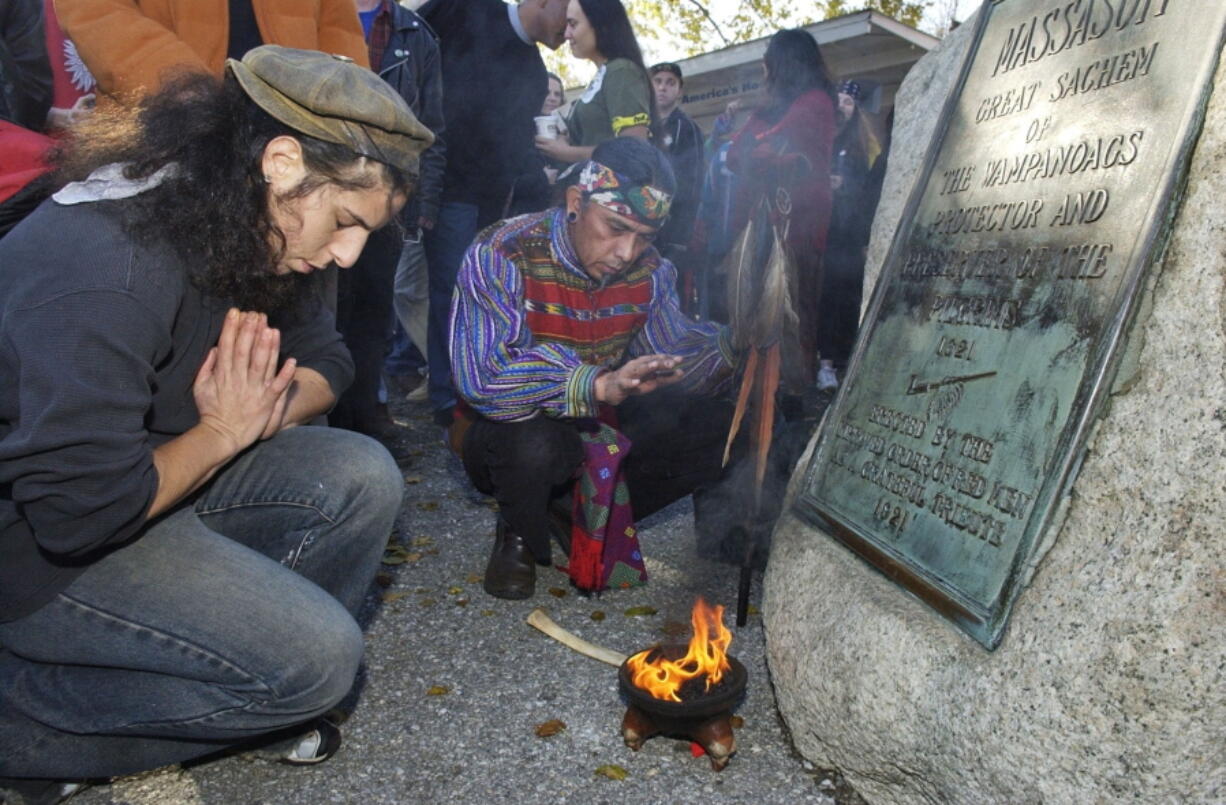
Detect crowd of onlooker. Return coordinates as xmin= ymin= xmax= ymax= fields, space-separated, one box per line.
xmin=1 ymin=0 xmax=889 ymax=451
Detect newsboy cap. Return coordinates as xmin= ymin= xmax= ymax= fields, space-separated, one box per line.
xmin=227 ymin=45 xmax=434 ymax=175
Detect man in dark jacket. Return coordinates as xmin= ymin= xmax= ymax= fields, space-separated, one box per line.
xmin=416 ymin=0 xmax=567 ymax=426
xmin=649 ymin=62 xmax=704 ymax=313
xmin=332 ymin=0 xmax=446 ymax=448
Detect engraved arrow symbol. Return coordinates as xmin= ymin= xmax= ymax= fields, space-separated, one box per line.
xmin=905 ymin=371 xmax=997 ymax=395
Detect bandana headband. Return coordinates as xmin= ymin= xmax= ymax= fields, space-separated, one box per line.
xmin=576 ymin=161 xmax=672 ymax=225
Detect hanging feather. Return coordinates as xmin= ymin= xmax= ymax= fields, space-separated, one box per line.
xmin=723 ymin=347 xmax=759 ymax=467
xmin=753 ymin=344 xmax=781 ymax=509
xmin=723 ymin=190 xmax=804 ymax=507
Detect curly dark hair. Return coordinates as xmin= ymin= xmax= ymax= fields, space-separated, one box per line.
xmin=762 ymin=29 xmax=835 ymax=123
xmin=48 ymin=72 xmax=413 ymax=314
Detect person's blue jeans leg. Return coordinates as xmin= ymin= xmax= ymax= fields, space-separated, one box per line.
xmin=423 ymin=201 xmax=479 ymax=421
xmin=390 ymin=236 xmax=430 ymax=367
xmin=0 ymin=427 xmax=402 ymax=779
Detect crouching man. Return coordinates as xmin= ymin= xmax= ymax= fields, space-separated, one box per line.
xmin=450 ymin=137 xmax=740 ymax=601
xmin=0 ymin=46 xmax=433 ymax=801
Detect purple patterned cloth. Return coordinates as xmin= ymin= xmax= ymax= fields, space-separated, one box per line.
xmin=565 ymin=421 xmax=646 ymax=592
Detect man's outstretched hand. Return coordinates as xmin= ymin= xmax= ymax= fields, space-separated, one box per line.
xmin=594 ymin=354 xmax=684 ymax=406
xmin=193 ymin=309 xmax=297 ymax=456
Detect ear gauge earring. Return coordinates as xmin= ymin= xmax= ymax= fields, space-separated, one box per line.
xmin=567 ymin=211 xmax=578 ymax=223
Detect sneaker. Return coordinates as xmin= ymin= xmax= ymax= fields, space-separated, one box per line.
xmin=279 ymin=719 xmax=342 ymax=765
xmin=816 ymin=364 xmax=839 ymax=391
xmin=386 ymin=371 xmax=425 ymax=398
xmin=405 ymin=376 xmax=429 ymax=403
xmin=0 ymin=778 xmax=87 ymax=805
xmin=248 ymin=716 xmax=343 ymax=766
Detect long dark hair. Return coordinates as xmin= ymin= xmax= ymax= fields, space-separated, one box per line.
xmin=576 ymin=0 xmax=655 ymax=124
xmin=49 ymin=73 xmax=412 ymax=313
xmin=762 ymin=29 xmax=835 ymax=123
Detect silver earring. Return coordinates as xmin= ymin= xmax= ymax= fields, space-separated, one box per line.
xmin=263 ymin=175 xmax=272 ymax=183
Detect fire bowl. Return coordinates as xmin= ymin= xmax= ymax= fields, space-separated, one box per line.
xmin=617 ymin=650 xmax=748 ymax=771
xmin=618 ymin=651 xmax=748 ymax=718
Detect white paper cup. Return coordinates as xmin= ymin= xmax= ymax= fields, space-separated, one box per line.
xmin=535 ymin=115 xmax=559 ymax=139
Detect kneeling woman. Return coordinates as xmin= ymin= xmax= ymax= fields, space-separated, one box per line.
xmin=0 ymin=46 xmax=432 ymax=796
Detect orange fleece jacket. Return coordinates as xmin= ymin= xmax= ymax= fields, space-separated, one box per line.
xmin=54 ymin=0 xmax=369 ymax=99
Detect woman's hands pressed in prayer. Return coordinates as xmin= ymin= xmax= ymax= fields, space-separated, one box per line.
xmin=194 ymin=309 xmax=298 ymax=455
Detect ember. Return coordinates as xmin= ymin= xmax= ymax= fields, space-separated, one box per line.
xmin=624 ymin=598 xmax=732 ymax=702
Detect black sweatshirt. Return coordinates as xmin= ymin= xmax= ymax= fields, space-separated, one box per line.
xmin=0 ymin=197 xmax=354 ymax=622
xmin=418 ymin=0 xmax=550 ymax=226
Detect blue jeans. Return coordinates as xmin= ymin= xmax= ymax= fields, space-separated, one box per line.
xmin=423 ymin=202 xmax=479 ymax=415
xmin=0 ymin=427 xmax=402 ymax=778
xmin=390 ymin=236 xmax=429 ymax=369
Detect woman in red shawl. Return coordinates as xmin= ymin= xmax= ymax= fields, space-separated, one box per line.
xmin=725 ymin=29 xmax=837 ymax=385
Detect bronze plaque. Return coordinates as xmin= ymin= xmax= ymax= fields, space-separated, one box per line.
xmin=794 ymin=0 xmax=1226 ymax=648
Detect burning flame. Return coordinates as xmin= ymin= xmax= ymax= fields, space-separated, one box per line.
xmin=625 ymin=598 xmax=732 ymax=702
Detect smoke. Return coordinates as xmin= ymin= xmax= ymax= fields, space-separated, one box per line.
xmin=692 ymin=413 xmax=815 ymax=569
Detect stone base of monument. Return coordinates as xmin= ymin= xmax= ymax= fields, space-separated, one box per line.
xmin=762 ymin=14 xmax=1226 ymax=805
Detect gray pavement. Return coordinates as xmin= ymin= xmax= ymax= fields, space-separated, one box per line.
xmin=72 ymin=398 xmax=855 ymax=805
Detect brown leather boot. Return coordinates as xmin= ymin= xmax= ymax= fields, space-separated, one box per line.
xmin=482 ymin=520 xmax=536 ymax=600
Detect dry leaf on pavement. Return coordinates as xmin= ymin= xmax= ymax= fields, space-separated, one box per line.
xmin=534 ymin=719 xmax=567 ymax=738
xmin=381 ymin=545 xmax=412 ymax=565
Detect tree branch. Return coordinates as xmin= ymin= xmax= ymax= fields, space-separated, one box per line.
xmin=745 ymin=0 xmax=776 ymax=29
xmin=683 ymin=0 xmax=732 ymax=47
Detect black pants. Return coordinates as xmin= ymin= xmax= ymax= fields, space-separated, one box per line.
xmin=815 ymin=243 xmax=865 ymax=369
xmin=461 ymin=389 xmax=736 ymax=563
xmin=333 ymin=226 xmax=401 ymax=433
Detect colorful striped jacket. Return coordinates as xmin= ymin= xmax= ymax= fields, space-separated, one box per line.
xmin=450 ymin=208 xmax=737 ymax=422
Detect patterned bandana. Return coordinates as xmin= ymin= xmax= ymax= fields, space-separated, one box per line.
xmin=576 ymin=160 xmax=672 ymax=226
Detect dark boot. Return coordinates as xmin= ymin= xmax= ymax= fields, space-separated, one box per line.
xmin=482 ymin=520 xmax=537 ymax=600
